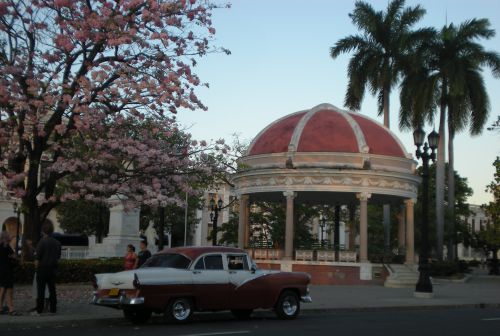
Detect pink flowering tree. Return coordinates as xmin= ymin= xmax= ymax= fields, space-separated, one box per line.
xmin=0 ymin=0 xmax=230 ymax=242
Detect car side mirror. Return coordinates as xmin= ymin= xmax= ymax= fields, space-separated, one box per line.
xmin=250 ymin=264 xmax=257 ymax=274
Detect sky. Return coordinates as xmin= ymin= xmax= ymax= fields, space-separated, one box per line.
xmin=176 ymin=0 xmax=500 ymax=206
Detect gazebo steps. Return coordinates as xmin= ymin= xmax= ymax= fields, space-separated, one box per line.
xmin=384 ymin=264 xmax=419 ymax=288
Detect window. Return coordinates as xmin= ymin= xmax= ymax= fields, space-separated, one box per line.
xmin=194 ymin=254 xmax=224 ymax=270
xmin=227 ymin=255 xmax=249 ymax=271
xmin=194 ymin=258 xmax=205 ymax=270
xmin=205 ymin=255 xmax=224 ymax=270
xmin=141 ymin=253 xmax=191 ymax=269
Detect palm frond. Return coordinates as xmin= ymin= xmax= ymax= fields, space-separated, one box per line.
xmin=350 ymin=1 xmax=379 ymax=33
xmin=330 ymin=35 xmax=369 ymax=58
xmin=464 ymin=70 xmax=489 ymax=135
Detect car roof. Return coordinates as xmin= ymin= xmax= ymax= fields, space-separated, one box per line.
xmin=156 ymin=246 xmax=247 ymax=261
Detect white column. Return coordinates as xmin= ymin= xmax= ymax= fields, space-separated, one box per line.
xmin=383 ymin=204 xmax=391 ymax=251
xmin=357 ymin=193 xmax=371 ymax=263
xmin=405 ymin=199 xmax=415 ymax=265
xmin=88 ymin=197 xmax=141 ymax=258
xmin=397 ymin=204 xmax=406 ymax=250
xmin=238 ymin=194 xmax=249 ymax=248
xmin=284 ymin=191 xmax=296 ymax=260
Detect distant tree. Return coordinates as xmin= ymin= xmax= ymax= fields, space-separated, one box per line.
xmin=216 ymin=200 xmax=318 ymax=249
xmin=413 ymin=163 xmax=473 ymax=257
xmin=56 ymin=200 xmax=109 ymax=242
xmin=247 ymin=201 xmax=318 ymax=249
xmin=218 ymin=212 xmax=238 ymax=246
xmin=366 ymin=204 xmax=400 ymax=259
xmin=473 ymin=157 xmax=500 ymax=275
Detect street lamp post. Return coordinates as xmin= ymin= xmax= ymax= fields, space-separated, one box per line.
xmin=413 ymin=128 xmax=439 ymax=297
xmin=12 ymin=202 xmax=21 ymax=257
xmin=209 ymin=196 xmax=223 ymax=246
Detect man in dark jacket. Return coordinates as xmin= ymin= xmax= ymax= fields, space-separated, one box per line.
xmin=34 ymin=223 xmax=61 ymax=314
xmin=135 ymin=240 xmax=152 ymax=269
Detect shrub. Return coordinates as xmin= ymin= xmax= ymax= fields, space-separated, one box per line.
xmin=467 ymin=260 xmax=481 ymax=267
xmin=429 ymin=260 xmax=469 ymax=277
xmin=14 ymin=258 xmax=125 ymax=284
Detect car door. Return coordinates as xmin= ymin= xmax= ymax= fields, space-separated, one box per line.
xmin=226 ymin=253 xmax=252 ymax=287
xmin=191 ymin=253 xmax=230 ymax=310
xmin=226 ymin=254 xmax=266 ymax=309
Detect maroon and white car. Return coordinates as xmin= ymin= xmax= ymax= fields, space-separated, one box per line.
xmin=91 ymin=246 xmax=312 ymax=324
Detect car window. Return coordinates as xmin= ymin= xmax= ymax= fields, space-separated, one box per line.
xmin=194 ymin=258 xmax=205 ymax=270
xmin=203 ymin=255 xmax=224 ymax=270
xmin=227 ymin=254 xmax=249 ymax=271
xmin=141 ymin=253 xmax=191 ymax=269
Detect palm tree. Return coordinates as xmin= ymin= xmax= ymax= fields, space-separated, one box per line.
xmin=400 ymin=19 xmax=500 ymax=260
xmin=330 ymin=0 xmax=430 ymax=129
xmin=330 ymin=0 xmax=431 ymax=256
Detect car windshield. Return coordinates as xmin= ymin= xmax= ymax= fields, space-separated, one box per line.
xmin=140 ymin=253 xmax=191 ymax=269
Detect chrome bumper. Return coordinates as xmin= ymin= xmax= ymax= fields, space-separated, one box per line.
xmin=300 ymin=295 xmax=312 ymax=303
xmin=91 ymin=292 xmax=144 ymax=307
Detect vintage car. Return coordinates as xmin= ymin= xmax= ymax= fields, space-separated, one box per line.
xmin=91 ymin=246 xmax=312 ymax=324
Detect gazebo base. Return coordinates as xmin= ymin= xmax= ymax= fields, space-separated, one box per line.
xmin=255 ymin=260 xmax=388 ymax=286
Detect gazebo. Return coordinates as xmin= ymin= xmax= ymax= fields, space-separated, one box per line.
xmin=231 ymin=103 xmax=420 ymax=281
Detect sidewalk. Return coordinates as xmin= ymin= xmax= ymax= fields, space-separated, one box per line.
xmin=1 ymin=273 xmax=499 ymax=327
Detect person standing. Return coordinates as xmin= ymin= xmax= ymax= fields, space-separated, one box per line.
xmin=0 ymin=231 xmax=21 ymax=315
xmin=124 ymin=244 xmax=137 ymax=271
xmin=34 ymin=223 xmax=61 ymax=315
xmin=135 ymin=241 xmax=152 ymax=269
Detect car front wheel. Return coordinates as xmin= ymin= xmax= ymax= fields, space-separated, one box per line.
xmin=165 ymin=297 xmax=193 ymax=323
xmin=275 ymin=290 xmax=300 ymax=320
xmin=123 ymin=308 xmax=152 ymax=324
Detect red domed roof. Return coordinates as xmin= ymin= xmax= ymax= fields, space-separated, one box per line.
xmin=248 ymin=104 xmax=407 ymax=158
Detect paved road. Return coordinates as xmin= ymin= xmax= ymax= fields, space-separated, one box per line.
xmin=2 ymin=307 xmax=500 ymax=336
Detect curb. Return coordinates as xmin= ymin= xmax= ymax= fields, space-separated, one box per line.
xmin=432 ymin=274 xmax=472 ymax=284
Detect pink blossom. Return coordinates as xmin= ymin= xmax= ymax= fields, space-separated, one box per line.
xmin=54 ymin=0 xmax=72 ymax=8
xmin=54 ymin=34 xmax=74 ymax=52
xmin=0 ymin=3 xmax=9 ymax=16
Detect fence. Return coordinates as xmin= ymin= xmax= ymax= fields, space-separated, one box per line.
xmin=60 ymin=247 xmax=89 ymax=260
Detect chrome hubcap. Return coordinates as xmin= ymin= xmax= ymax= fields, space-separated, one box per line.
xmin=283 ymin=296 xmax=298 ymax=315
xmin=173 ymin=300 xmax=190 ymax=320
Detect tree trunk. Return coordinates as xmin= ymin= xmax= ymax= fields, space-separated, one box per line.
xmin=447 ymin=119 xmax=456 ymax=261
xmin=435 ymin=103 xmax=446 ymax=260
xmin=23 ymin=151 xmax=42 ymax=245
xmin=158 ymin=207 xmax=165 ymax=250
xmin=382 ymin=87 xmax=391 ymax=254
xmin=23 ymin=196 xmax=41 ymax=245
xmin=383 ymin=87 xmax=390 ymax=129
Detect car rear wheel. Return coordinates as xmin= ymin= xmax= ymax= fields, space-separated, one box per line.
xmin=231 ymin=309 xmax=253 ymax=320
xmin=123 ymin=308 xmax=152 ymax=324
xmin=165 ymin=297 xmax=193 ymax=323
xmin=275 ymin=290 xmax=300 ymax=320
